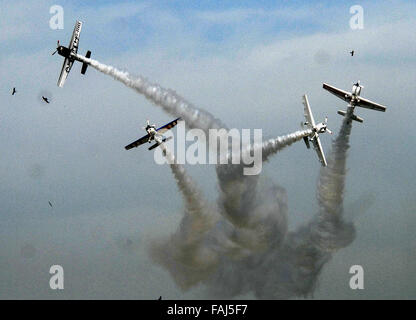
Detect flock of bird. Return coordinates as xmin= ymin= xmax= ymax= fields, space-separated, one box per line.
xmin=11 ymin=87 xmax=50 ymax=103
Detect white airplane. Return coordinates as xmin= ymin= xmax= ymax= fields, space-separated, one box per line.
xmin=52 ymin=20 xmax=91 ymax=87
xmin=323 ymin=81 xmax=387 ymax=123
xmin=301 ymin=94 xmax=332 ymax=167
xmin=125 ymin=117 xmax=181 ymax=151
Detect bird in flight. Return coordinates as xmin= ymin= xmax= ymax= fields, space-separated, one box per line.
xmin=350 ymin=50 xmax=355 ymax=56
xmin=12 ymin=87 xmax=16 ymax=95
xmin=42 ymin=96 xmax=50 ymax=103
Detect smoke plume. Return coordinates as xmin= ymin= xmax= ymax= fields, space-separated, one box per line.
xmin=79 ymin=57 xmax=226 ymax=133
xmin=83 ymin=57 xmax=357 ymax=298
xmin=149 ymin=144 xmax=218 ymax=289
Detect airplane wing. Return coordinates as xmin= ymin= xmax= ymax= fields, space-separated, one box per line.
xmin=356 ymin=97 xmax=387 ymax=112
xmin=125 ymin=134 xmax=151 ymax=150
xmin=312 ymin=136 xmax=327 ymax=167
xmin=69 ymin=20 xmax=82 ymax=54
xmin=323 ymin=83 xmax=352 ymax=102
xmin=57 ymin=58 xmax=73 ymax=87
xmin=302 ymin=94 xmax=316 ymax=128
xmin=156 ymin=117 xmax=181 ymax=134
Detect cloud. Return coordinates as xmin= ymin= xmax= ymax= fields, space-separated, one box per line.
xmin=1 ymin=0 xmax=415 ymax=299
xmin=193 ymin=7 xmax=313 ymax=24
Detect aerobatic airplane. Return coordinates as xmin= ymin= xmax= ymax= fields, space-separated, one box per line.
xmin=125 ymin=118 xmax=181 ymax=151
xmin=323 ymin=81 xmax=387 ymax=123
xmin=52 ymin=20 xmax=91 ymax=87
xmin=301 ymin=94 xmax=332 ymax=167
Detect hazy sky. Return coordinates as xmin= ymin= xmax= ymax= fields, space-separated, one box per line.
xmin=0 ymin=0 xmax=415 ymax=299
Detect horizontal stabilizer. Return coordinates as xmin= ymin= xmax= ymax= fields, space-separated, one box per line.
xmin=148 ymin=142 xmax=160 ymax=151
xmin=337 ymin=110 xmax=363 ymax=123
xmin=81 ymin=50 xmax=91 ymax=74
xmin=148 ymin=136 xmax=172 ymax=151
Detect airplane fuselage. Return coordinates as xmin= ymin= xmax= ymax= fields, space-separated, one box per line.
xmin=145 ymin=126 xmax=158 ymax=142
xmin=348 ymin=84 xmax=363 ymax=107
xmin=314 ymin=122 xmax=327 ymax=134
xmin=309 ymin=122 xmax=328 ymax=141
xmin=352 ymin=84 xmax=361 ymax=96
xmin=57 ymin=46 xmax=84 ymax=63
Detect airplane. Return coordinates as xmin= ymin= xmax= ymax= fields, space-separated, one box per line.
xmin=323 ymin=81 xmax=387 ymax=123
xmin=125 ymin=117 xmax=181 ymax=151
xmin=12 ymin=87 xmax=16 ymax=95
xmin=52 ymin=20 xmax=91 ymax=87
xmin=350 ymin=50 xmax=355 ymax=56
xmin=42 ymin=96 xmax=50 ymax=103
xmin=301 ymin=94 xmax=332 ymax=167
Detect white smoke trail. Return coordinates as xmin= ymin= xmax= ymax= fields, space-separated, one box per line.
xmin=216 ymin=128 xmax=313 ymax=222
xmin=213 ymin=129 xmax=313 ymax=266
xmin=148 ymin=114 xmax=355 ymax=298
xmin=80 ymin=57 xmax=307 ymax=289
xmin=257 ymin=129 xmax=313 ymax=162
xmin=80 ymin=57 xmax=226 ymax=133
xmin=207 ymin=115 xmax=356 ymax=299
xmin=81 ymin=56 xmax=359 ymax=298
xmin=216 ymin=128 xmax=313 ymax=191
xmin=311 ymin=111 xmax=355 ymax=252
xmin=316 ymin=119 xmax=351 ymax=215
xmin=159 ymin=144 xmax=206 ymax=210
xmin=81 ymin=56 xmax=303 ymax=260
xmin=149 ymin=144 xmax=219 ymax=289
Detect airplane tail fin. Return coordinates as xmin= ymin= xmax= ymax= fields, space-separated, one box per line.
xmin=337 ymin=110 xmax=364 ymax=123
xmin=303 ymin=136 xmax=310 ymax=149
xmin=81 ymin=50 xmax=91 ymax=75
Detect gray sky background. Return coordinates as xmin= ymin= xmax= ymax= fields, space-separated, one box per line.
xmin=0 ymin=0 xmax=415 ymax=299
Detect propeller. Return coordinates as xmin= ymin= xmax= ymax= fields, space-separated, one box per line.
xmin=51 ymin=40 xmax=60 ymax=55
xmin=143 ymin=119 xmax=155 ymax=130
